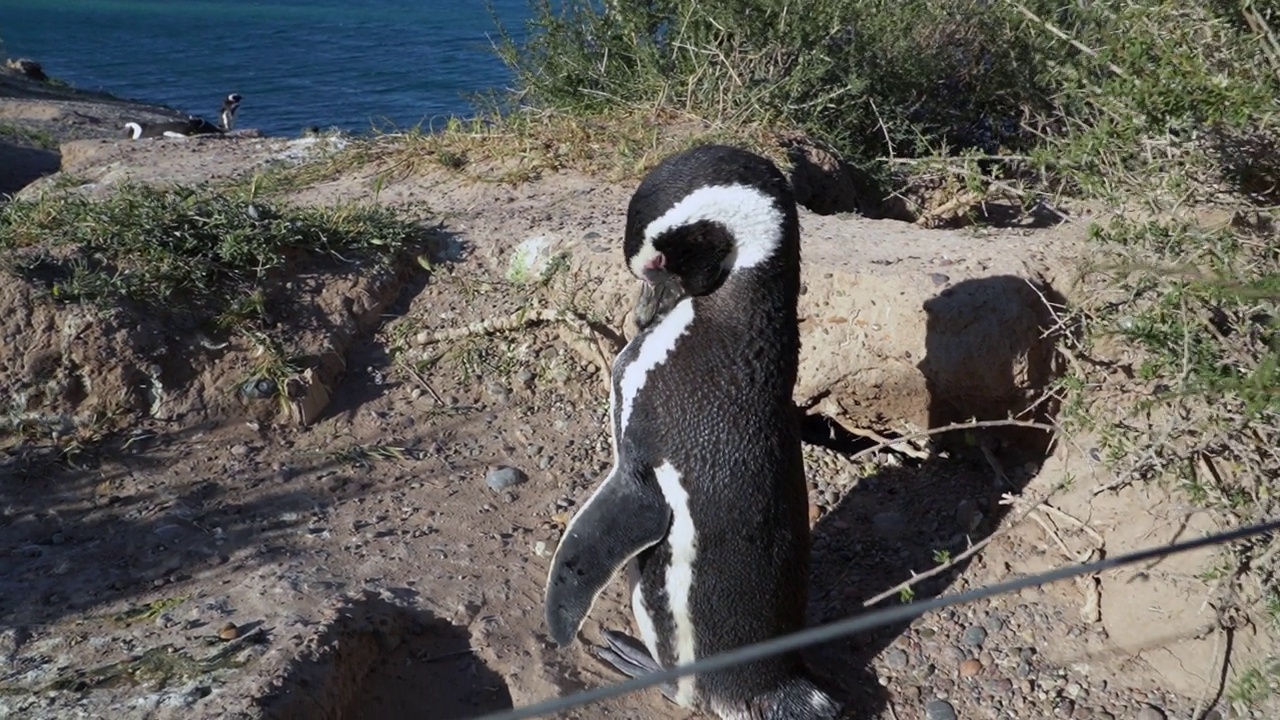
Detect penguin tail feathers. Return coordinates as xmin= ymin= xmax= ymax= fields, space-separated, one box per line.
xmin=760 ymin=677 xmax=843 ymax=720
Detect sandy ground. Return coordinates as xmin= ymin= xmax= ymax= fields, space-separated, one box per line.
xmin=1 ymin=69 xmax=1275 ymax=720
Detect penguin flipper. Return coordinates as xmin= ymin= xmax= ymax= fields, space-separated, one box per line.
xmin=595 ymin=629 xmax=677 ymax=703
xmin=545 ymin=463 xmax=670 ymax=646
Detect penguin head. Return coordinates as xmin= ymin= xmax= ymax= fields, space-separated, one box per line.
xmin=224 ymin=93 xmax=243 ymax=108
xmin=624 ymin=144 xmax=798 ymax=299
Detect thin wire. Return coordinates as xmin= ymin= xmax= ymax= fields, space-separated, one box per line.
xmin=471 ymin=517 xmax=1280 ymax=720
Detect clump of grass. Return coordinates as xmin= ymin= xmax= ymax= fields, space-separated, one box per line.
xmin=0 ymin=121 xmax=58 ymax=150
xmin=1056 ymin=212 xmax=1279 ymax=640
xmin=1229 ymin=660 xmax=1280 ymax=711
xmin=265 ymin=111 xmax=783 ymax=188
xmin=0 ymin=183 xmax=423 ymax=328
xmin=497 ymin=0 xmax=1280 ymax=204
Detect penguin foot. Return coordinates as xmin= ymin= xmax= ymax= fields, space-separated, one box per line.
xmin=593 ymin=629 xmax=678 ymax=703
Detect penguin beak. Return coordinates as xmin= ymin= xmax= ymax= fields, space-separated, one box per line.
xmin=634 ymin=268 xmax=685 ymax=330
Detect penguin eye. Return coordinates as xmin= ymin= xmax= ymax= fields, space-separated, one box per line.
xmin=653 ymin=220 xmax=734 ymax=296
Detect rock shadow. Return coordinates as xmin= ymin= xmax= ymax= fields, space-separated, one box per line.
xmin=257 ymin=592 xmax=513 ymax=720
xmin=0 ymin=142 xmax=60 ymax=198
xmin=322 ymin=224 xmax=469 ymax=423
xmin=802 ymin=275 xmax=1067 ymax=717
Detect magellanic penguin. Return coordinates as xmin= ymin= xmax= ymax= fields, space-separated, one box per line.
xmin=545 ymin=144 xmax=842 ymax=720
xmin=219 ymin=93 xmax=243 ymax=131
xmin=124 ymin=93 xmax=242 ymax=139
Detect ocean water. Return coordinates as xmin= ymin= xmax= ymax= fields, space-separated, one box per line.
xmin=0 ymin=0 xmax=540 ymax=136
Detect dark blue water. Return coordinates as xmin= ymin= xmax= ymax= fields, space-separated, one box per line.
xmin=0 ymin=0 xmax=538 ymax=136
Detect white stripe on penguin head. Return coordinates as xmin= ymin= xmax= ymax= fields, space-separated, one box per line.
xmin=631 ymin=183 xmax=784 ymax=278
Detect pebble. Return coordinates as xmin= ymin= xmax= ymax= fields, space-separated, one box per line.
xmin=1136 ymin=708 xmax=1166 ymax=720
xmin=924 ymin=699 xmax=957 ymax=720
xmin=871 ymin=511 xmax=907 ymax=538
xmin=231 ymin=444 xmax=251 ymax=458
xmin=239 ymin=377 xmax=277 ymax=399
xmin=961 ymin=625 xmax=987 ymax=646
xmin=985 ymin=678 xmax=1013 ymax=694
xmin=958 ymin=658 xmax=982 ymax=677
xmin=217 ymin=622 xmax=239 ymax=641
xmin=485 ymin=466 xmax=528 ymax=490
xmin=883 ymin=647 xmax=909 ymax=670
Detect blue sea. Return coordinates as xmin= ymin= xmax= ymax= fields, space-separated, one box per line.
xmin=0 ymin=0 xmax=542 ymax=136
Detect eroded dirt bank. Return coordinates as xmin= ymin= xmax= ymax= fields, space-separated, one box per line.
xmin=1 ymin=95 xmax=1272 ymax=720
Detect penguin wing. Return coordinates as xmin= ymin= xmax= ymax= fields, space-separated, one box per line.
xmin=545 ymin=461 xmax=670 ymax=646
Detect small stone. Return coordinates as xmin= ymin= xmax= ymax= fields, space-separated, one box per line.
xmin=872 ymin=511 xmax=907 ymax=538
xmin=517 ymin=369 xmax=535 ymax=385
xmin=984 ymin=617 xmax=1004 ymax=633
xmin=1135 ymin=708 xmax=1165 ymax=720
xmin=924 ymin=699 xmax=957 ymax=720
xmin=959 ymin=658 xmax=982 ymax=677
xmin=883 ymin=647 xmax=909 ymax=670
xmin=231 ymin=444 xmax=251 ymax=458
xmin=962 ymin=625 xmax=988 ymax=646
xmin=1016 ymin=660 xmax=1032 ymax=677
xmin=217 ymin=622 xmax=239 ymax=641
xmin=538 ymin=455 xmax=552 ymax=470
xmin=985 ymin=678 xmax=1013 ymax=694
xmin=955 ymin=498 xmax=980 ymax=530
xmin=485 ymin=466 xmax=528 ymax=490
xmin=240 ymin=377 xmax=277 ymax=399
xmin=808 ymin=503 xmax=821 ymax=525
xmin=50 ymin=532 xmax=65 ymax=545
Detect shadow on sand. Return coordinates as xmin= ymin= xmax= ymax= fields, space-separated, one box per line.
xmin=800 ymin=275 xmax=1068 ymax=717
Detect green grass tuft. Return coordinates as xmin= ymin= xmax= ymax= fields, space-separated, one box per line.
xmin=0 ymin=183 xmax=423 ymax=328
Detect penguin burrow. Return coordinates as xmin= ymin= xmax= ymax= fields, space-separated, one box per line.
xmin=545 ymin=144 xmax=842 ymax=720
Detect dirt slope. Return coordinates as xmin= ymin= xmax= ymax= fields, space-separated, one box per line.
xmin=0 ymin=99 xmax=1273 ymax=720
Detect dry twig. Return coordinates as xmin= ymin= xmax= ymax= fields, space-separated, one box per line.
xmin=845 ymin=418 xmax=1056 ymax=465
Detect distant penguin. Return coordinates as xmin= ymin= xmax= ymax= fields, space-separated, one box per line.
xmin=124 ymin=93 xmax=241 ymax=139
xmin=545 ymin=145 xmax=842 ymax=720
xmin=219 ymin=93 xmax=242 ymax=131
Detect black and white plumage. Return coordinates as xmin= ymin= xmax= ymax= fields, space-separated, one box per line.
xmin=124 ymin=93 xmax=242 ymax=139
xmin=545 ymin=145 xmax=841 ymax=720
xmin=219 ymin=93 xmax=243 ymax=131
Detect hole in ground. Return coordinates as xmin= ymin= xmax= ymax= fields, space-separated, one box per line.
xmin=260 ymin=592 xmax=513 ymax=720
